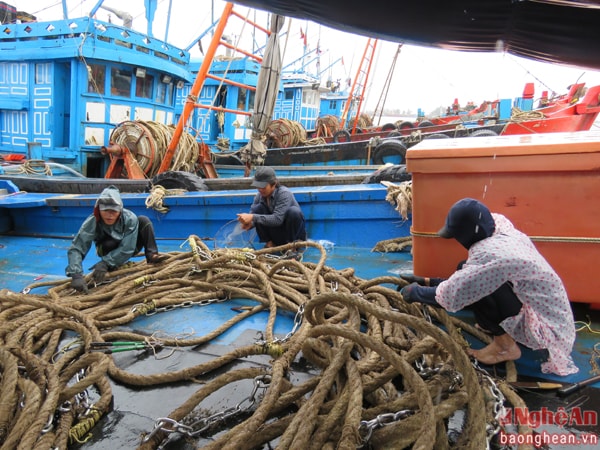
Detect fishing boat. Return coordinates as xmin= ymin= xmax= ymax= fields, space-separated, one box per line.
xmin=397 ymin=81 xmax=600 ymax=137
xmin=0 ymin=1 xmax=197 ymax=179
xmin=1 ymin=171 xmax=599 ymax=449
xmin=0 ymin=1 xmax=599 ymax=449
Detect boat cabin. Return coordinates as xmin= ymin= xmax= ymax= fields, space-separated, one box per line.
xmin=276 ymin=72 xmax=327 ymax=133
xmin=176 ymin=59 xmax=342 ymax=153
xmin=175 ymin=58 xmax=263 ymax=153
xmin=0 ymin=12 xmax=191 ymax=177
xmin=319 ymin=83 xmax=348 ymax=119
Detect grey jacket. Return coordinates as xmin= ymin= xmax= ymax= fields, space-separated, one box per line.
xmin=65 ymin=187 xmax=139 ymax=276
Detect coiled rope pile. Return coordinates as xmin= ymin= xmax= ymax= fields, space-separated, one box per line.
xmin=16 ymin=159 xmax=53 ymax=176
xmin=109 ymin=121 xmax=199 ymax=177
xmin=0 ymin=238 xmax=531 ymax=450
xmin=508 ymin=107 xmax=545 ymax=123
xmin=266 ymin=118 xmax=308 ymax=148
xmin=315 ymin=115 xmax=341 ymax=137
xmin=350 ymin=113 xmax=374 ymax=130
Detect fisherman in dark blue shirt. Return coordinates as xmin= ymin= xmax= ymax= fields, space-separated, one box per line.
xmin=237 ymin=167 xmax=307 ymax=248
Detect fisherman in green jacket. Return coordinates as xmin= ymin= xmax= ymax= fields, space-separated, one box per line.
xmin=65 ymin=185 xmax=166 ymax=293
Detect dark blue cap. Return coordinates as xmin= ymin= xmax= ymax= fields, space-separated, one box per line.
xmin=438 ymin=198 xmax=495 ymax=248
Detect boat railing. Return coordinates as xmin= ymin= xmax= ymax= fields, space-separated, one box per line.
xmin=0 ymin=17 xmax=189 ymax=73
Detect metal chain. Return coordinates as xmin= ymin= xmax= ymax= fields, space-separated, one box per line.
xmin=358 ymin=409 xmax=414 ymax=446
xmin=472 ymin=361 xmax=506 ymax=449
xmin=142 ymin=375 xmax=272 ymax=447
xmin=414 ymin=354 xmax=442 ymax=379
xmin=256 ymin=304 xmax=304 ymax=347
xmin=134 ymin=297 xmax=227 ymax=315
xmin=41 ymin=369 xmax=93 ymax=435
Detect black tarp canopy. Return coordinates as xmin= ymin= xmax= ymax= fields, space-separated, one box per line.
xmin=232 ymin=0 xmax=600 ymax=70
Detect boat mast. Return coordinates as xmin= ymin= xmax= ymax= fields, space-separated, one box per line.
xmin=87 ymin=1 xmax=106 ymax=20
xmin=370 ymin=44 xmax=402 ymax=126
xmin=158 ymin=2 xmax=235 ymax=175
xmin=340 ymin=38 xmax=377 ymax=134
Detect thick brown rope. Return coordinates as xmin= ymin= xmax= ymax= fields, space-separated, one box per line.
xmin=0 ymin=239 xmax=527 ymax=449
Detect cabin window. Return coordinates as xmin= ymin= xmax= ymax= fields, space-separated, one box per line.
xmin=136 ymin=73 xmax=154 ymax=99
xmin=34 ymin=63 xmax=51 ymax=84
xmin=237 ymin=88 xmax=248 ymax=110
xmin=157 ymin=79 xmax=174 ymax=104
xmin=285 ymin=90 xmax=294 ymax=100
xmin=302 ymin=90 xmax=319 ymax=106
xmin=165 ymin=82 xmax=173 ymax=104
xmin=157 ymin=82 xmax=167 ymax=104
xmin=111 ymin=68 xmax=132 ymax=97
xmin=215 ymin=86 xmax=227 ymax=108
xmin=248 ymin=90 xmax=255 ymax=110
xmin=87 ymin=64 xmax=106 ymax=94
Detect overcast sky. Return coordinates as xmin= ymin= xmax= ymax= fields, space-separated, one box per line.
xmin=18 ymin=0 xmax=600 ymax=117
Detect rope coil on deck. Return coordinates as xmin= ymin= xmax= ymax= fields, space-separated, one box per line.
xmin=109 ymin=121 xmax=199 ymax=177
xmin=0 ymin=238 xmax=530 ymax=449
xmin=266 ymin=118 xmax=308 ymax=148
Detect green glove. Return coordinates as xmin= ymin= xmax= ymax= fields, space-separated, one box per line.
xmin=71 ymin=274 xmax=88 ymax=294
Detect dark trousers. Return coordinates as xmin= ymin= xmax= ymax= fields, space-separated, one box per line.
xmin=252 ymin=205 xmax=307 ymax=247
xmin=96 ymin=216 xmax=158 ymax=262
xmin=456 ymin=261 xmax=522 ymax=336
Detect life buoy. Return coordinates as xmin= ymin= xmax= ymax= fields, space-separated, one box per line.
xmin=380 ymin=123 xmax=397 ymax=131
xmin=333 ymin=129 xmax=352 ymax=143
xmin=418 ymin=120 xmax=435 ymax=127
xmin=372 ymin=140 xmax=407 ymax=165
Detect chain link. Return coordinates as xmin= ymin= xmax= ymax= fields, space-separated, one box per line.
xmin=257 ymin=304 xmax=304 ymax=347
xmin=136 ymin=297 xmax=227 ymax=316
xmin=143 ymin=375 xmax=271 ymax=446
xmin=413 ymin=355 xmax=442 ymax=378
xmin=472 ymin=360 xmax=506 ymax=449
xmin=358 ymin=409 xmax=414 ymax=446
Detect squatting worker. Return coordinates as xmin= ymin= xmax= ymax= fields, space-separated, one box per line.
xmin=237 ymin=166 xmax=307 ymax=248
xmin=399 ymin=197 xmax=578 ymax=376
xmin=66 ymin=185 xmax=167 ymax=294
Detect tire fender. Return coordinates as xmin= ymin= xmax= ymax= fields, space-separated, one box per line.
xmin=372 ymin=140 xmax=407 ymax=165
xmin=333 ymin=129 xmax=352 ymax=143
xmin=150 ymin=171 xmax=208 ymax=191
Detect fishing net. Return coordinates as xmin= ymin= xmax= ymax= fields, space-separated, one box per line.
xmin=213 ymin=219 xmax=257 ymax=249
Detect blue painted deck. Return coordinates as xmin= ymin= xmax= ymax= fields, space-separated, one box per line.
xmin=1 ymin=234 xmax=598 ymax=390
xmin=1 ymin=234 xmax=598 ymax=448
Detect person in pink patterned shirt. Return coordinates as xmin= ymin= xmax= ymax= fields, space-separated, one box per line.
xmin=400 ymin=198 xmax=578 ymax=376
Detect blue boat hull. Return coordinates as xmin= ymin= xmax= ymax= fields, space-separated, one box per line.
xmin=0 ymin=182 xmax=410 ymax=247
